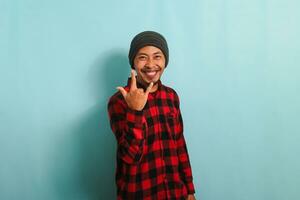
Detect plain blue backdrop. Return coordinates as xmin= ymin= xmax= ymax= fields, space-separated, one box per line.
xmin=1 ymin=0 xmax=300 ymax=199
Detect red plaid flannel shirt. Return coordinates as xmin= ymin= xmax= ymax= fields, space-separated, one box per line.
xmin=108 ymin=78 xmax=195 ymax=199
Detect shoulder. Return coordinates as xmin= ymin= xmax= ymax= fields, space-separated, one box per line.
xmin=162 ymin=84 xmax=180 ymax=100
xmin=108 ymin=84 xmax=130 ymax=104
xmin=161 ymin=84 xmax=180 ymax=108
xmin=108 ymin=90 xmax=122 ymax=102
xmin=107 ymin=89 xmax=126 ymax=110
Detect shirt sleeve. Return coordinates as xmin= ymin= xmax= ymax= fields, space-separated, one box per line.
xmin=175 ymin=96 xmax=196 ymax=194
xmin=107 ymin=95 xmax=146 ymax=164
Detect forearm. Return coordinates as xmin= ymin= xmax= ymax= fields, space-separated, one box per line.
xmin=177 ymin=136 xmax=195 ymax=194
xmin=117 ymin=108 xmax=146 ymax=164
xmin=175 ymin=109 xmax=195 ymax=194
xmin=108 ymin=99 xmax=146 ymax=164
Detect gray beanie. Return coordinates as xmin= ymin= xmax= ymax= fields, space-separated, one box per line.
xmin=128 ymin=31 xmax=169 ymax=69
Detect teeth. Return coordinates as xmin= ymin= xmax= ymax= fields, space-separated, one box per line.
xmin=146 ymin=71 xmax=156 ymax=76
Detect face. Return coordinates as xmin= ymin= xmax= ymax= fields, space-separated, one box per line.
xmin=133 ymin=46 xmax=166 ymax=90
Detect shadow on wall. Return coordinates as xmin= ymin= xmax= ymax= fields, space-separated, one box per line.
xmin=51 ymin=49 xmax=129 ymax=200
xmin=79 ymin=50 xmax=129 ymax=199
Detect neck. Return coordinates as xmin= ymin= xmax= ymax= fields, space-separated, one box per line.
xmin=150 ymin=83 xmax=159 ymax=93
xmin=136 ymin=78 xmax=159 ymax=93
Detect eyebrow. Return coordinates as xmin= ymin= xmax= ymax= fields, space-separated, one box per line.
xmin=136 ymin=51 xmax=162 ymax=56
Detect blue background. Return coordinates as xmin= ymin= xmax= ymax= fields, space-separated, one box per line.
xmin=1 ymin=0 xmax=300 ymax=199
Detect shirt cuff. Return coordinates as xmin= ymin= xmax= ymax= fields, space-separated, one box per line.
xmin=186 ymin=181 xmax=195 ymax=194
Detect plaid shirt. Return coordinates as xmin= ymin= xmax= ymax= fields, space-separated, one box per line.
xmin=108 ymin=78 xmax=195 ymax=200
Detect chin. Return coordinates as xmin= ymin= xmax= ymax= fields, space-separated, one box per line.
xmin=145 ymin=75 xmax=161 ymax=82
xmin=145 ymin=78 xmax=159 ymax=85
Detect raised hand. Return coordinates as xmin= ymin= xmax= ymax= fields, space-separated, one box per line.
xmin=117 ymin=70 xmax=153 ymax=111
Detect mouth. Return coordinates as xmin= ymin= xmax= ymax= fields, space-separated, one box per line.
xmin=142 ymin=69 xmax=160 ymax=79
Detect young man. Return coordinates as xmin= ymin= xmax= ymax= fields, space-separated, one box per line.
xmin=108 ymin=31 xmax=196 ymax=200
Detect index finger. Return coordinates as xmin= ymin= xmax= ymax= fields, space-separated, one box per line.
xmin=145 ymin=82 xmax=154 ymax=95
xmin=130 ymin=70 xmax=137 ymax=91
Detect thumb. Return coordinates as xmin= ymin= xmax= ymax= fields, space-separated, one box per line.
xmin=117 ymin=87 xmax=127 ymax=98
xmin=145 ymin=82 xmax=154 ymax=95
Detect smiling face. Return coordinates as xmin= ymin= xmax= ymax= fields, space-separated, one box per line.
xmin=133 ymin=46 xmax=166 ymax=92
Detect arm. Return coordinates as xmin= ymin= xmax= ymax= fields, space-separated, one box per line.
xmin=108 ymin=70 xmax=153 ymax=164
xmin=175 ymin=95 xmax=195 ymax=194
xmin=108 ymin=96 xmax=146 ymax=164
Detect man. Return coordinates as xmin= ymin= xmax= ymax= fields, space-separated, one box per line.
xmin=108 ymin=31 xmax=196 ymax=200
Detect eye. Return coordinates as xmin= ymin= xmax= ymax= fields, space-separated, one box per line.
xmin=154 ymin=55 xmax=162 ymax=60
xmin=138 ymin=55 xmax=147 ymax=60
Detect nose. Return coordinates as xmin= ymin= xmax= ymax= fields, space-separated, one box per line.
xmin=145 ymin=57 xmax=155 ymax=67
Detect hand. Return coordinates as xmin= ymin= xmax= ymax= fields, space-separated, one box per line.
xmin=117 ymin=70 xmax=153 ymax=111
xmin=186 ymin=194 xmax=196 ymax=200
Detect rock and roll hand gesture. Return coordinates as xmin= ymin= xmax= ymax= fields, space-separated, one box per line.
xmin=117 ymin=70 xmax=153 ymax=111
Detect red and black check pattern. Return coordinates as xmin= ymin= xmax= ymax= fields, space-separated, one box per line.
xmin=108 ymin=78 xmax=195 ymax=200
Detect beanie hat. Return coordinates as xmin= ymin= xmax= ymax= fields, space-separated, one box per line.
xmin=128 ymin=31 xmax=169 ymax=69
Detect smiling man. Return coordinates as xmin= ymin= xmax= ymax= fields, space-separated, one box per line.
xmin=108 ymin=31 xmax=196 ymax=200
